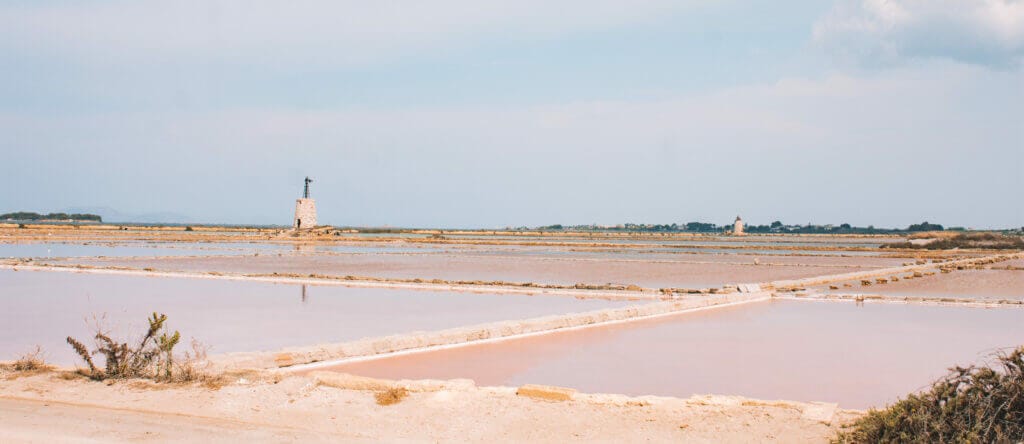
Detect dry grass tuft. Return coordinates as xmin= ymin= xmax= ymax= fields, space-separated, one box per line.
xmin=55 ymin=370 xmax=89 ymax=381
xmin=1 ymin=346 xmax=53 ymax=378
xmin=375 ymin=387 xmax=409 ymax=406
xmin=12 ymin=346 xmax=49 ymax=372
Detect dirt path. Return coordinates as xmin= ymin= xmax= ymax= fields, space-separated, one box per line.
xmin=0 ymin=396 xmax=349 ymax=443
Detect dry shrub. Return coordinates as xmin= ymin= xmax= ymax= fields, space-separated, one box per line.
xmin=836 ymin=346 xmax=1024 ymax=443
xmin=66 ymin=313 xmax=210 ymax=384
xmin=375 ymin=387 xmax=408 ymax=406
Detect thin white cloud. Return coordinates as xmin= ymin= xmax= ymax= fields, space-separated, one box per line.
xmin=813 ymin=0 xmax=1024 ymax=67
xmin=0 ymin=1 xmax=691 ymax=68
xmin=2 ymin=62 xmax=1021 ymax=227
xmin=3 ymin=62 xmax=1013 ymax=153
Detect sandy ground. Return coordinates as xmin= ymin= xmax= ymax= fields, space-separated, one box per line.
xmin=0 ymin=371 xmax=856 ymax=443
xmin=56 ymin=253 xmax=907 ymax=289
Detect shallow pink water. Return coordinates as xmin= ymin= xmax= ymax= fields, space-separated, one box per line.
xmin=822 ymin=269 xmax=1024 ymax=301
xmin=327 ymin=299 xmax=1024 ymax=409
xmin=0 ymin=270 xmax=632 ymax=366
xmin=65 ymin=253 xmax=903 ymax=289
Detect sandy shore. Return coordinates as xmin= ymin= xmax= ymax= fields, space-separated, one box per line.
xmin=0 ymin=370 xmax=856 ymax=443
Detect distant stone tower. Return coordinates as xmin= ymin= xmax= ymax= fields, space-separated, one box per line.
xmin=293 ymin=177 xmax=318 ymax=230
xmin=733 ymin=215 xmax=745 ymax=236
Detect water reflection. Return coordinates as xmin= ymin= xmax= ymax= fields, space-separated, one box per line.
xmin=0 ymin=269 xmax=632 ymax=366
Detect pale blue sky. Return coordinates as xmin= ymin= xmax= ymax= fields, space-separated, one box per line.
xmin=1 ymin=1 xmax=1021 ymax=228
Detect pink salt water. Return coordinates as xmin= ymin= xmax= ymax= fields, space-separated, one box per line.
xmin=326 ymin=299 xmax=1024 ymax=409
xmin=822 ymin=268 xmax=1024 ymax=301
xmin=0 ymin=269 xmax=632 ymax=366
xmin=63 ymin=252 xmax=908 ymax=289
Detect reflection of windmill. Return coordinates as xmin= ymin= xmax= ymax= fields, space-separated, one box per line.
xmin=303 ymin=177 xmax=313 ymax=198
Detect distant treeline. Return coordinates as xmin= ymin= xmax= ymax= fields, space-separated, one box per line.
xmin=536 ymin=221 xmax=957 ymax=234
xmin=1 ymin=212 xmax=102 ymax=222
xmin=741 ymin=221 xmax=949 ymax=234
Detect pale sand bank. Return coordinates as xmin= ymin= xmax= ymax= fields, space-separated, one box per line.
xmin=0 ymin=371 xmax=855 ymax=443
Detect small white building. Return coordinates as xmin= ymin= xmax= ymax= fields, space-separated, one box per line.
xmin=294 ymin=177 xmax=318 ymax=229
xmin=733 ymin=215 xmax=745 ymax=236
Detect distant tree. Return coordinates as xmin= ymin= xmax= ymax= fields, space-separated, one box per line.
xmin=840 ymin=223 xmax=851 ymax=229
xmin=907 ymin=221 xmax=944 ymax=232
xmin=685 ymin=222 xmax=718 ymax=232
xmin=770 ymin=221 xmax=783 ymax=228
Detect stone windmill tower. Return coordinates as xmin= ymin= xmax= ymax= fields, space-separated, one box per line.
xmin=733 ymin=215 xmax=745 ymax=236
xmin=293 ymin=177 xmax=318 ymax=229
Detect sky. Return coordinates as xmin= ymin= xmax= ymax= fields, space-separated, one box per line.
xmin=1 ymin=0 xmax=1021 ymax=228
